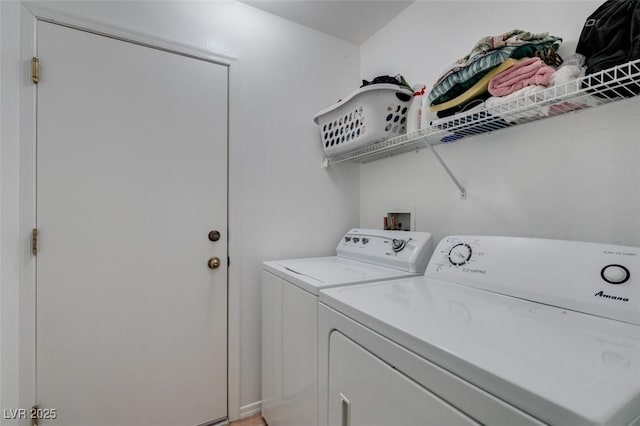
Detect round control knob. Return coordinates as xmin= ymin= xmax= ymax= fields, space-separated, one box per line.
xmin=601 ymin=264 xmax=630 ymax=284
xmin=344 ymin=236 xmax=352 ymax=242
xmin=392 ymin=239 xmax=406 ymax=252
xmin=448 ymin=243 xmax=472 ymax=266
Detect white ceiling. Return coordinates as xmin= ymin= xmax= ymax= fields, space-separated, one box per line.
xmin=240 ymin=0 xmax=415 ymax=45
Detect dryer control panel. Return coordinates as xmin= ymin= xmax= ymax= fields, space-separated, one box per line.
xmin=337 ymin=228 xmax=433 ymax=274
xmin=426 ymin=236 xmax=640 ymax=325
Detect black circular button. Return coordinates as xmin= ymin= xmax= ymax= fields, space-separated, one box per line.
xmin=601 ymin=264 xmax=630 ymax=285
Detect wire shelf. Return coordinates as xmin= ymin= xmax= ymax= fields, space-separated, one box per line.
xmin=323 ymin=59 xmax=640 ymax=167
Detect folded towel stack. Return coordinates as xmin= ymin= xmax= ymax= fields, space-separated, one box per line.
xmin=428 ymin=29 xmax=562 ymax=107
xmin=488 ymin=57 xmax=555 ymax=97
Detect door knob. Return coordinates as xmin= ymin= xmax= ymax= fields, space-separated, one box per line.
xmin=208 ymin=230 xmax=221 ymax=242
xmin=207 ymin=257 xmax=221 ymax=269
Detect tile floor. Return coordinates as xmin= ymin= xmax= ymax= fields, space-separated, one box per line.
xmin=229 ymin=413 xmax=267 ymax=426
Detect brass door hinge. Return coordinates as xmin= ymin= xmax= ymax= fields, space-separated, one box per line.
xmin=31 ymin=57 xmax=39 ymax=84
xmin=32 ymin=228 xmax=38 ymax=256
xmin=31 ymin=405 xmax=38 ymax=426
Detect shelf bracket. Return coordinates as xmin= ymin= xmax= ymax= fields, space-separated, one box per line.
xmin=425 ymin=141 xmax=466 ymax=200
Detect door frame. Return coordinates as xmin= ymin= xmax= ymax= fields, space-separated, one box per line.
xmin=18 ymin=4 xmax=243 ymax=421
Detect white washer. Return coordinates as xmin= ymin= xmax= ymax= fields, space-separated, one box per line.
xmin=318 ymin=236 xmax=640 ymax=426
xmin=261 ymin=228 xmax=434 ymax=426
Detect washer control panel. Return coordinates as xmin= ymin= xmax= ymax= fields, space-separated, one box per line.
xmin=337 ymin=228 xmax=433 ymax=274
xmin=426 ymin=236 xmax=640 ymax=325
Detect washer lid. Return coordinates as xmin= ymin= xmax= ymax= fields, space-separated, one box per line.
xmin=262 ymin=257 xmax=418 ymax=296
xmin=320 ymin=277 xmax=640 ymax=426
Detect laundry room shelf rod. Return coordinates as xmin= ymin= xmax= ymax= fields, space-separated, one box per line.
xmin=322 ymin=59 xmax=640 ymax=197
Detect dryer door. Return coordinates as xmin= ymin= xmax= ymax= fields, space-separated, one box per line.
xmin=328 ymin=331 xmax=479 ymax=426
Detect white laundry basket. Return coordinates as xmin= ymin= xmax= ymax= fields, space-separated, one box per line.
xmin=313 ymin=84 xmax=413 ymax=157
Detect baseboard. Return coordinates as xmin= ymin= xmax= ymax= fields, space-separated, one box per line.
xmin=239 ymin=401 xmax=262 ymax=419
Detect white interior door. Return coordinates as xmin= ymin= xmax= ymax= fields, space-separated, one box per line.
xmin=35 ymin=21 xmax=228 ymax=426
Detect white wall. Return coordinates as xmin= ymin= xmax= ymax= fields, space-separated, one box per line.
xmin=359 ymin=1 xmax=640 ymax=247
xmin=0 ymin=0 xmax=360 ymax=419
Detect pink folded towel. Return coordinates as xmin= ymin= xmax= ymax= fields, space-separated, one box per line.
xmin=488 ymin=57 xmax=555 ymax=97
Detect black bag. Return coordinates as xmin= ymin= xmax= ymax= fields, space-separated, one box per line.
xmin=360 ymin=74 xmax=410 ymax=89
xmin=360 ymin=74 xmax=413 ymax=101
xmin=576 ymin=0 xmax=640 ymax=75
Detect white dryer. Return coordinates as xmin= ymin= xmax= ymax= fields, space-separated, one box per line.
xmin=261 ymin=228 xmax=434 ymax=426
xmin=318 ymin=236 xmax=640 ymax=426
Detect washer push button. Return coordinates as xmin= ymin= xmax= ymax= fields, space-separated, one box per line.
xmin=601 ymin=264 xmax=630 ymax=284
